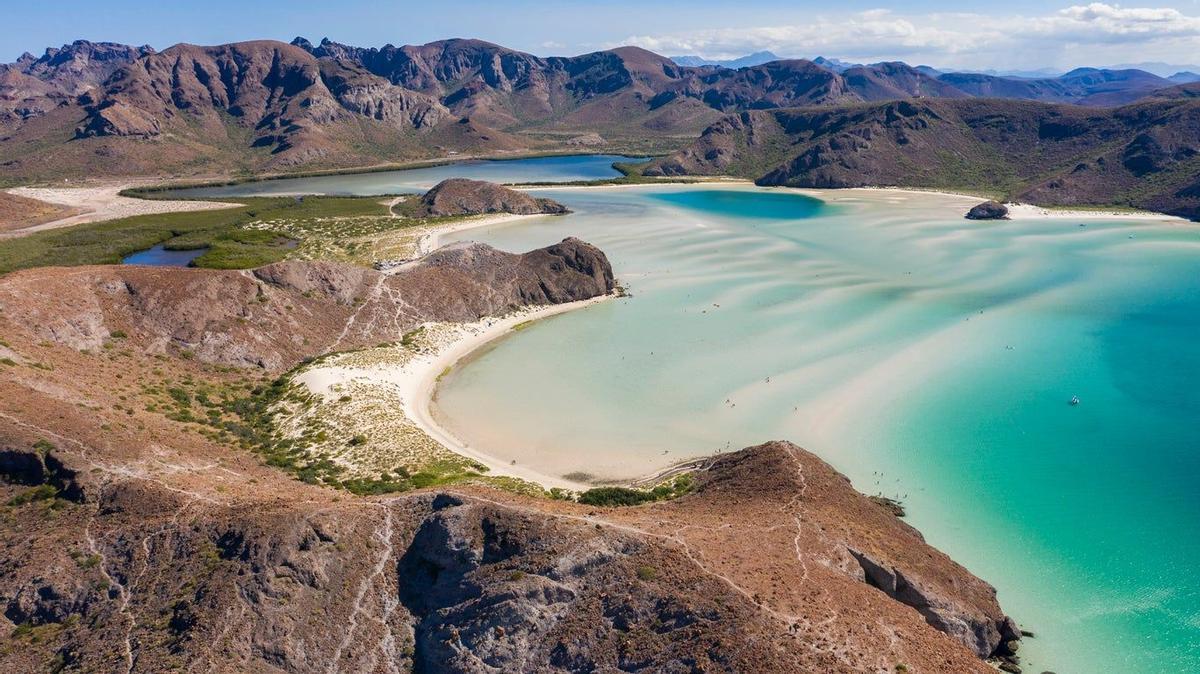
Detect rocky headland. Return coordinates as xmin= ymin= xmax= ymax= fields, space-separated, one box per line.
xmin=407 ymin=178 xmax=571 ymax=218
xmin=0 ymin=231 xmax=1024 ymax=672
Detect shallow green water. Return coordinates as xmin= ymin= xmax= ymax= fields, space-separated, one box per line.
xmin=433 ymin=184 xmax=1200 ymax=673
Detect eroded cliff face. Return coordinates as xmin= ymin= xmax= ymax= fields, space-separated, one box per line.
xmin=0 ymin=436 xmax=1015 ymax=673
xmin=0 ymin=241 xmax=1015 ymax=673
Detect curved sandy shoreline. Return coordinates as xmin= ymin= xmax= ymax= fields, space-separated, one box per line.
xmin=412 ymin=212 xmax=540 ymax=256
xmin=296 ymin=295 xmax=613 ymax=492
xmin=789 ymin=186 xmax=1188 ymax=222
xmin=405 ymin=295 xmax=614 ymax=491
xmin=301 ymin=181 xmax=1186 ymax=493
xmin=17 ymin=172 xmax=1184 ymax=492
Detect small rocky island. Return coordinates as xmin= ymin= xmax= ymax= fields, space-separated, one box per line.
xmin=404 ymin=178 xmax=571 ymax=217
xmin=965 ymin=200 xmax=1010 ymax=220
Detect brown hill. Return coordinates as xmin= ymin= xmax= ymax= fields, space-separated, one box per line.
xmin=4 ymin=237 xmax=610 ymax=368
xmin=409 ymin=178 xmax=570 ymax=217
xmin=0 ymin=252 xmax=1018 ymax=672
xmin=645 ymin=97 xmax=1200 ymax=219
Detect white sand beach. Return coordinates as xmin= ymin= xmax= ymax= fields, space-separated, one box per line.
xmin=295 ymin=294 xmax=612 ymax=491
xmin=411 ymin=212 xmax=539 ymax=256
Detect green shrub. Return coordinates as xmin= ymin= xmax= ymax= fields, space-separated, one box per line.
xmin=7 ymin=484 xmax=59 ymax=506
xmin=577 ymin=486 xmax=657 ymax=507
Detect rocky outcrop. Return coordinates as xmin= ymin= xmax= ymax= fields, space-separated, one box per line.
xmin=849 ymin=548 xmax=1020 ymax=658
xmin=412 ymin=237 xmax=614 ymax=304
xmin=0 ymin=434 xmax=1015 ymax=673
xmin=0 ymin=238 xmax=611 ymax=369
xmin=413 ymin=178 xmax=571 ymax=217
xmin=966 ymin=200 xmax=1009 ymax=220
xmin=318 ymin=59 xmax=450 ymax=130
xmin=0 ymin=40 xmax=153 ymax=123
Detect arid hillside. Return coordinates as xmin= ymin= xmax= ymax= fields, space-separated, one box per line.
xmin=3 ymin=36 xmax=1190 ymax=184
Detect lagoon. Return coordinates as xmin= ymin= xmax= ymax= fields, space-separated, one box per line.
xmin=432 ymin=183 xmax=1200 ymax=674
xmin=161 ymin=154 xmax=645 ymax=198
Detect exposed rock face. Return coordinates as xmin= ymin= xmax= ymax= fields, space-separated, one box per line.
xmin=646 ymin=97 xmax=1200 ymax=219
xmin=74 ymin=42 xmax=359 ymax=150
xmin=0 ymin=40 xmax=153 ymax=123
xmin=0 ymin=238 xmax=611 ymax=369
xmin=0 ymin=429 xmax=1015 ymax=674
xmin=318 ymin=60 xmax=449 ymax=130
xmin=414 ymin=178 xmax=571 ymax=217
xmin=966 ymin=200 xmax=1010 ymax=220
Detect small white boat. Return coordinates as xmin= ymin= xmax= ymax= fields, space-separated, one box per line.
xmin=1069 ymin=395 xmax=1080 ymax=406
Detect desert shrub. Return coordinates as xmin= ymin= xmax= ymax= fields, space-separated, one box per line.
xmin=577 ymin=486 xmax=657 ymax=507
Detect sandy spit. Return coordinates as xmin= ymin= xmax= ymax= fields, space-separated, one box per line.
xmin=805 ymin=186 xmax=1186 ymax=222
xmin=1 ymin=183 xmax=241 ymax=238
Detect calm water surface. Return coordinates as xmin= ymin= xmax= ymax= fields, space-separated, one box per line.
xmin=162 ymin=154 xmax=645 ymax=198
xmin=122 ymin=244 xmax=208 ymax=266
xmin=430 ymin=183 xmax=1200 ymax=674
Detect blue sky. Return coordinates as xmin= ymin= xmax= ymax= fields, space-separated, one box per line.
xmin=6 ymin=1 xmax=1200 ymax=70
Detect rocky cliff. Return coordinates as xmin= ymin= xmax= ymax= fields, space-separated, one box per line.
xmin=410 ymin=178 xmax=570 ymax=217
xmin=0 ymin=40 xmax=153 ymax=122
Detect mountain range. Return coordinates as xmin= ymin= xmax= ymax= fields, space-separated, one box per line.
xmin=668 ymin=51 xmax=781 ymax=68
xmin=645 ymin=96 xmax=1200 ymax=219
xmin=3 ymin=37 xmax=1199 ymax=182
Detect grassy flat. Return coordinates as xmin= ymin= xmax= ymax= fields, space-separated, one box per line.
xmin=0 ymin=196 xmax=398 ymax=274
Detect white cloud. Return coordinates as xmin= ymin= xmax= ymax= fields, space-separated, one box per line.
xmin=616 ymin=4 xmax=1200 ymax=70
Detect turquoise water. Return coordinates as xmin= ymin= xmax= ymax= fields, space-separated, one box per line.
xmin=161 ymin=154 xmax=645 ymax=198
xmin=122 ymin=244 xmax=207 ymax=266
xmin=431 ymin=184 xmax=1200 ymax=673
